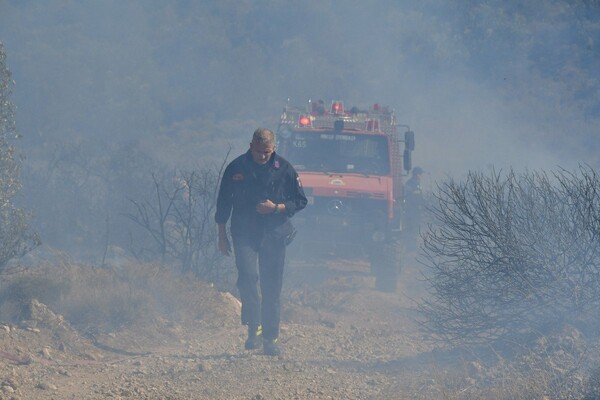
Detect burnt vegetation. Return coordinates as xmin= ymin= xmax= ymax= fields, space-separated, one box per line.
xmin=420 ymin=167 xmax=600 ymax=346
xmin=410 ymin=167 xmax=600 ymax=399
xmin=124 ymin=158 xmax=233 ymax=288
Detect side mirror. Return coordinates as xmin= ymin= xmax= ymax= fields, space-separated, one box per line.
xmin=403 ymin=149 xmax=412 ymax=172
xmin=404 ymin=130 xmax=415 ymax=151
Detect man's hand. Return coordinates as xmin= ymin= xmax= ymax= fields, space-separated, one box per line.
xmin=256 ymin=199 xmax=277 ymax=214
xmin=218 ymin=236 xmax=231 ymax=256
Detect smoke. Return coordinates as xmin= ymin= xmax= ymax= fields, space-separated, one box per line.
xmin=0 ymin=0 xmax=598 ymax=257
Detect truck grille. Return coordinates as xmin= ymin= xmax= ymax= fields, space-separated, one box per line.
xmin=297 ymin=196 xmax=387 ymax=233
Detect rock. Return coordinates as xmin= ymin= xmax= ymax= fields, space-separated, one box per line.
xmin=41 ymin=347 xmax=52 ymax=360
xmin=5 ymin=244 xmax=69 ymax=268
xmin=467 ymin=361 xmax=483 ymax=376
xmin=198 ymin=362 xmax=211 ymax=372
xmin=83 ymin=352 xmax=99 ymax=361
xmin=35 ymin=382 xmax=57 ymax=391
xmin=220 ymin=292 xmax=242 ymax=316
xmin=2 ymin=379 xmax=17 ymax=390
xmin=103 ymin=245 xmax=133 ymax=272
xmin=320 ymin=319 xmax=336 ymax=329
xmin=2 ymin=385 xmax=15 ymax=394
xmin=22 ymin=299 xmax=68 ymax=330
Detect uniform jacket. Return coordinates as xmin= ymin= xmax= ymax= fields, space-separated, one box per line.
xmin=215 ymin=150 xmax=307 ymax=240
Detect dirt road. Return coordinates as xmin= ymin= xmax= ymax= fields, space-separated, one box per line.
xmin=0 ymin=255 xmax=445 ymax=400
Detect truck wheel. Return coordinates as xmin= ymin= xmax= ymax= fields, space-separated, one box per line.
xmin=370 ymin=240 xmax=403 ymax=292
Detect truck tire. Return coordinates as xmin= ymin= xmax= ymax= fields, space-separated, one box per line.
xmin=370 ymin=239 xmax=403 ymax=292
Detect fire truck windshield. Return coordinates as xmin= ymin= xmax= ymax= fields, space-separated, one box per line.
xmin=286 ymin=131 xmax=390 ymax=175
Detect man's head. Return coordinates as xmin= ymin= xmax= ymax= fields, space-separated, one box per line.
xmin=250 ymin=128 xmax=275 ymax=165
xmin=412 ymin=166 xmax=423 ymax=176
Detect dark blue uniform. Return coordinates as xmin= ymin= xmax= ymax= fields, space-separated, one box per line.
xmin=215 ymin=150 xmax=307 ymax=341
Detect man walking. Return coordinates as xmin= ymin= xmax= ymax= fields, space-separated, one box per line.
xmin=215 ymin=128 xmax=307 ymax=356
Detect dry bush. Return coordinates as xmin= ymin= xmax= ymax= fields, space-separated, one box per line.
xmin=462 ymin=326 xmax=590 ymax=400
xmin=410 ymin=166 xmax=600 ymax=399
xmin=419 ymin=167 xmax=600 ymax=346
xmin=0 ymin=260 xmax=226 ymax=332
xmin=584 ymin=364 xmax=600 ymax=400
xmin=126 ymin=163 xmax=235 ymax=290
xmin=0 ymin=274 xmax=69 ymax=321
xmin=390 ymin=326 xmax=597 ymax=400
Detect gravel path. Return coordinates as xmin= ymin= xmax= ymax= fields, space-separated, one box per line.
xmin=0 ymin=256 xmax=443 ymax=400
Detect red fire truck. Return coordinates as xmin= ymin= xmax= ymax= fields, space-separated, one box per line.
xmin=277 ymin=99 xmax=415 ymax=291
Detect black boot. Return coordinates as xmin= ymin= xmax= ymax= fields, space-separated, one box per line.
xmin=263 ymin=338 xmax=281 ymax=356
xmin=244 ymin=324 xmax=262 ymax=350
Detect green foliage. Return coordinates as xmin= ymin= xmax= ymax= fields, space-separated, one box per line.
xmin=0 ymin=42 xmax=18 ymax=200
xmin=0 ymin=42 xmax=38 ymax=269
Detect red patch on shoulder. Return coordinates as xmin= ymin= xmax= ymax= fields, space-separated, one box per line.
xmin=233 ymin=173 xmax=244 ymax=181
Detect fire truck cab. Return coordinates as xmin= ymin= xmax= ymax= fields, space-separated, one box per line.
xmin=277 ymin=99 xmax=415 ymax=291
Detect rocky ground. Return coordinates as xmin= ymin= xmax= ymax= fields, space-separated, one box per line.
xmin=0 ymin=253 xmax=592 ymax=400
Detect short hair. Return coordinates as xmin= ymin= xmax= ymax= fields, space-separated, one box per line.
xmin=252 ymin=128 xmax=275 ymax=145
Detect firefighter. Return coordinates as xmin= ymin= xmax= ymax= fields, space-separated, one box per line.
xmin=215 ymin=128 xmax=307 ymax=356
xmin=404 ymin=166 xmax=424 ymax=250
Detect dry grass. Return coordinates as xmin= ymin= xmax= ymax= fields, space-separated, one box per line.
xmin=0 ymin=260 xmax=226 ymax=332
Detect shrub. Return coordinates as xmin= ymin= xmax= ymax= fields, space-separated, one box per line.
xmin=419 ymin=167 xmax=600 ymax=345
xmin=0 ymin=43 xmax=39 ymax=271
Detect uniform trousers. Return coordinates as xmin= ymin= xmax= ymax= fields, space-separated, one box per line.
xmin=232 ymin=233 xmax=286 ymax=341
